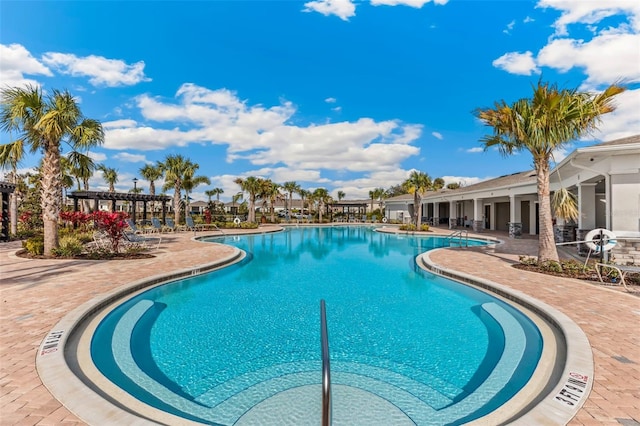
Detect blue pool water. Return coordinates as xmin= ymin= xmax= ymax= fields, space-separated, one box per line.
xmin=91 ymin=226 xmax=542 ymax=425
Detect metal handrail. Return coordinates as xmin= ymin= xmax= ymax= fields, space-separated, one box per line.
xmin=320 ymin=299 xmax=332 ymax=426
xmin=445 ymin=230 xmax=468 ymax=247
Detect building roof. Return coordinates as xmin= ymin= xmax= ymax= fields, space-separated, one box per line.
xmin=594 ymin=134 xmax=640 ymax=147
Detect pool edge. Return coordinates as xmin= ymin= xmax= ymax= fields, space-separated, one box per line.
xmin=418 ymin=248 xmax=593 ymax=426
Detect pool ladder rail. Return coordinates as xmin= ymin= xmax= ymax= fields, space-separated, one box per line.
xmin=320 ymin=299 xmax=332 ymax=426
xmin=445 ymin=230 xmax=468 ymax=247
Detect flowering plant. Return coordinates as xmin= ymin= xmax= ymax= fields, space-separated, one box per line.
xmin=91 ymin=211 xmax=129 ymax=252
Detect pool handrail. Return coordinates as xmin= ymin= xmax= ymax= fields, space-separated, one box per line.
xmin=320 ymin=299 xmax=332 ymax=426
xmin=446 ymin=229 xmax=468 ymax=247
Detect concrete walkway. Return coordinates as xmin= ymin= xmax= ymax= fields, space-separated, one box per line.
xmin=0 ymin=226 xmax=638 ymax=425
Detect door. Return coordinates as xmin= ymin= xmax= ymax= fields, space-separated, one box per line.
xmin=484 ymin=205 xmax=490 ymax=229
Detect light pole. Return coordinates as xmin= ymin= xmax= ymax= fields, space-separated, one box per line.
xmin=132 ymin=178 xmax=138 ymax=221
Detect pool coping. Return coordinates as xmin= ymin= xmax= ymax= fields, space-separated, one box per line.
xmin=418 ymin=248 xmax=594 ymax=425
xmin=34 ymin=228 xmax=592 ymax=425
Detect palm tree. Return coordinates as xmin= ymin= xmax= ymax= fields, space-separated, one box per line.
xmin=372 ymin=187 xmax=386 ymax=212
xmin=282 ymin=181 xmax=300 ymax=213
xmin=231 ymin=192 xmax=243 ymax=215
xmin=261 ymin=179 xmax=281 ymax=222
xmin=0 ymin=139 xmax=25 ymax=235
xmin=433 ymin=177 xmax=445 ymax=190
xmin=160 ymin=154 xmax=203 ymax=225
xmin=234 ymin=176 xmax=264 ymax=223
xmin=403 ymin=171 xmax=432 ymax=227
xmin=476 ymin=80 xmax=624 ymax=263
xmin=98 ymin=165 xmax=118 ymax=193
xmin=337 ymin=190 xmax=345 ymax=202
xmin=182 ymin=169 xmax=210 ymax=219
xmin=0 ymin=85 xmax=104 ymax=255
xmin=140 ymin=163 xmax=163 ymax=196
xmin=313 ymin=188 xmax=331 ymax=223
xmin=298 ymin=188 xmax=311 ymax=217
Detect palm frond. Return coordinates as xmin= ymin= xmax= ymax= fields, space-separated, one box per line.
xmin=552 ymin=188 xmax=579 ymax=222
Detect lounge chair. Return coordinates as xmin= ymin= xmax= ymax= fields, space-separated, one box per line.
xmin=123 ymin=231 xmax=162 ymax=250
xmin=166 ymin=218 xmax=186 ymax=232
xmin=125 ymin=218 xmax=145 ymax=234
xmin=150 ymin=217 xmax=169 ymax=233
xmin=595 ymin=263 xmax=640 ymax=292
xmin=185 ymin=215 xmax=203 ymax=232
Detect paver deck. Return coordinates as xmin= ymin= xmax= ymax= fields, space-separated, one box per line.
xmin=1 ymin=225 xmax=639 ymax=425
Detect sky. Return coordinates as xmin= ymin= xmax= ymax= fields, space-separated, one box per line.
xmin=1 ymin=0 xmax=639 ymax=202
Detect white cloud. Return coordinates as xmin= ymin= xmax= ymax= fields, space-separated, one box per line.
xmin=88 ymin=152 xmax=107 ymax=162
xmin=503 ymin=20 xmax=516 ymax=34
xmin=325 ymin=97 xmax=337 ymax=103
xmin=332 ymin=106 xmax=342 ymax=112
xmin=536 ymin=0 xmax=640 ymax=35
xmin=371 ymin=0 xmax=448 ymax=8
xmin=492 ymin=51 xmax=540 ymax=75
xmin=303 ymin=0 xmax=356 ymax=21
xmin=466 ymin=147 xmax=483 ymax=153
xmin=590 ymin=88 xmax=640 ymax=141
xmin=102 ymin=119 xmax=138 ymax=129
xmin=304 ymin=0 xmax=447 ymax=20
xmin=113 ymin=152 xmax=150 ymax=163
xmin=0 ymin=43 xmax=52 ymax=88
xmin=537 ymin=31 xmax=640 ymax=86
xmin=523 ymin=16 xmax=535 ymax=23
xmin=105 ymin=83 xmax=423 ymax=176
xmin=41 ymin=52 xmax=151 ymax=87
xmin=431 ymin=131 xmax=443 ymax=140
xmin=439 ymin=175 xmax=487 ymax=187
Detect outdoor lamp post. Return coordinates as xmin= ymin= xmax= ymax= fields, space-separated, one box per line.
xmin=132 ymin=178 xmax=138 ymax=221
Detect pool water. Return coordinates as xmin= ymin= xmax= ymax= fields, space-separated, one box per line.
xmin=91 ymin=226 xmax=542 ymax=425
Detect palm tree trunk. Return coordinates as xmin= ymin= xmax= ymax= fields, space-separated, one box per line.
xmin=174 ymin=187 xmax=181 ymax=225
xmin=416 ymin=196 xmax=422 ymax=228
xmin=535 ymin=157 xmax=560 ymax=263
xmin=9 ymin=169 xmax=17 ymax=235
xmin=249 ymin=195 xmax=255 ymax=222
xmin=41 ymin=143 xmax=61 ymax=256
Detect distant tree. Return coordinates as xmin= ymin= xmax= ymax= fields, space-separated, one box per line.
xmin=385 ymin=184 xmax=408 ymax=197
xmin=98 ymin=165 xmax=118 ymax=193
xmin=181 ymin=167 xmax=210 ymax=220
xmin=140 ymin=163 xmax=163 ymax=196
xmin=0 ymin=139 xmax=25 ymax=235
xmin=160 ymin=154 xmax=203 ymax=225
xmin=403 ymin=171 xmax=432 ymax=227
xmin=261 ymin=179 xmax=281 ymax=222
xmin=298 ymin=188 xmax=311 ymax=215
xmin=476 ymin=80 xmax=624 ymax=263
xmin=313 ymin=188 xmax=331 ymax=223
xmin=282 ymin=181 xmax=300 ymax=213
xmin=446 ymin=182 xmax=461 ymax=190
xmin=0 ymin=85 xmax=104 ymax=255
xmin=234 ymin=176 xmax=264 ymax=223
xmin=337 ymin=190 xmax=345 ymax=201
xmin=372 ymin=187 xmax=386 ymax=211
xmin=433 ymin=177 xmax=445 ymax=190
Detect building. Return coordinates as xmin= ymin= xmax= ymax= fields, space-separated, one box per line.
xmin=385 ymin=135 xmax=640 ymax=262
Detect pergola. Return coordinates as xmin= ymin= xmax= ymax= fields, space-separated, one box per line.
xmin=0 ymin=181 xmax=16 ymax=242
xmin=327 ymin=201 xmax=368 ymax=221
xmin=68 ymin=191 xmax=172 ymax=223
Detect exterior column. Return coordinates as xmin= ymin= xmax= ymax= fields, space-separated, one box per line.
xmin=473 ymin=198 xmax=483 ymax=232
xmin=529 ymin=201 xmax=537 ymax=235
xmin=508 ymin=194 xmax=522 ymax=238
xmin=433 ymin=202 xmax=440 ymax=227
xmin=578 ymin=183 xmax=596 ymax=230
xmin=449 ymin=200 xmax=456 ymax=229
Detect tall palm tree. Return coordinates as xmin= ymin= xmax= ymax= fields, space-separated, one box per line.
xmin=403 ymin=171 xmax=432 ymax=227
xmin=98 ymin=165 xmax=118 ymax=193
xmin=231 ymin=192 xmax=243 ymax=215
xmin=476 ymin=80 xmax=624 ymax=263
xmin=160 ymin=154 xmax=203 ymax=225
xmin=298 ymin=188 xmax=311 ymax=217
xmin=140 ymin=163 xmax=163 ymax=196
xmin=282 ymin=181 xmax=300 ymax=213
xmin=182 ymin=168 xmax=211 ymax=218
xmin=234 ymin=176 xmax=264 ymax=223
xmin=261 ymin=179 xmax=281 ymax=222
xmin=337 ymin=190 xmax=345 ymax=202
xmin=0 ymin=85 xmax=104 ymax=255
xmin=313 ymin=188 xmax=331 ymax=223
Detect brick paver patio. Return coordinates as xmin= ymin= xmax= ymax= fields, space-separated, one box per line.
xmin=1 ymin=225 xmax=638 ymax=425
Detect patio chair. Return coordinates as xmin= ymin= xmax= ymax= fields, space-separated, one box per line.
xmin=123 ymin=229 xmax=162 ymax=250
xmin=595 ymin=263 xmax=640 ymax=292
xmin=125 ymin=218 xmax=145 ymax=234
xmin=150 ymin=217 xmax=170 ymax=233
xmin=372 ymin=215 xmax=378 ymax=223
xmin=166 ymin=217 xmax=185 ymax=232
xmin=185 ymin=215 xmax=203 ymax=232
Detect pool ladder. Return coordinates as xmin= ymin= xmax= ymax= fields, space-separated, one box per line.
xmin=320 ymin=299 xmax=332 ymax=426
xmin=445 ymin=230 xmax=469 ymax=247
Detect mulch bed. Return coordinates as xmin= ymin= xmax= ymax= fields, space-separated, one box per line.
xmin=15 ymin=249 xmax=154 ymax=260
xmin=513 ymin=263 xmax=640 ymax=287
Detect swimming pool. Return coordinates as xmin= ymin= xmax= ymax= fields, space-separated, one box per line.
xmin=89 ymin=226 xmax=543 ymax=425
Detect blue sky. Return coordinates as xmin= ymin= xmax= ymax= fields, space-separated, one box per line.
xmin=1 ymin=0 xmax=638 ymax=201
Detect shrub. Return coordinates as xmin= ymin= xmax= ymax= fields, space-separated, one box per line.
xmin=399 ymin=224 xmax=417 ymax=231
xmin=540 ymin=260 xmax=562 ymax=273
xmin=420 ymin=224 xmax=430 ymax=232
xmin=52 ymin=236 xmax=83 ymax=258
xmin=23 ymin=236 xmax=44 ymax=256
xmin=518 ymin=255 xmax=538 ymax=266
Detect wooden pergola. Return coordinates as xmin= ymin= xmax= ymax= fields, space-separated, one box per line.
xmin=68 ymin=191 xmax=172 ymax=223
xmin=0 ymin=181 xmax=16 ymax=242
xmin=327 ymin=201 xmax=368 ymax=221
